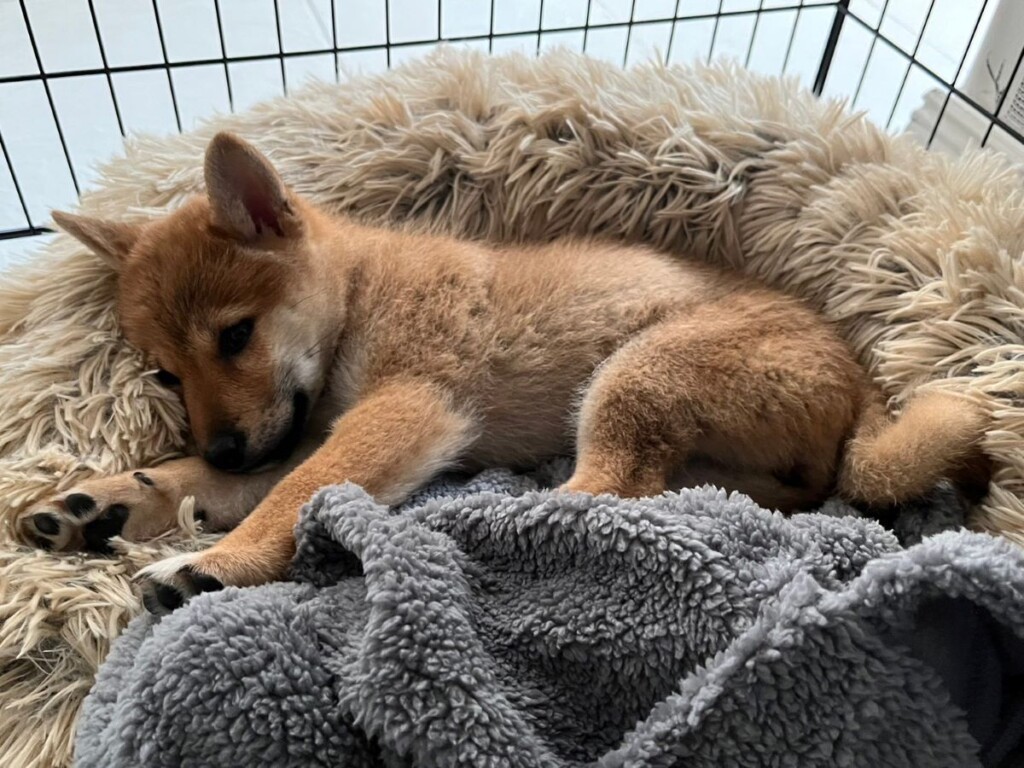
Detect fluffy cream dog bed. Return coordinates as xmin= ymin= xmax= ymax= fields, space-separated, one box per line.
xmin=1 ymin=49 xmax=1022 ymax=767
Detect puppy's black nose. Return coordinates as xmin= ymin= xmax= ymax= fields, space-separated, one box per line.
xmin=204 ymin=431 xmax=247 ymax=471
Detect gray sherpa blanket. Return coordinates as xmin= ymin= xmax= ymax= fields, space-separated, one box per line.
xmin=75 ymin=465 xmax=1024 ymax=768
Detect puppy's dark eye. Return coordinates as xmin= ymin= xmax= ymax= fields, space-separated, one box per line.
xmin=155 ymin=369 xmax=180 ymax=387
xmin=219 ymin=318 xmax=254 ymax=358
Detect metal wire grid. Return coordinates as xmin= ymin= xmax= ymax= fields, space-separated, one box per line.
xmin=827 ymin=1 xmax=1022 ymax=152
xmin=0 ymin=0 xmax=1021 ymax=245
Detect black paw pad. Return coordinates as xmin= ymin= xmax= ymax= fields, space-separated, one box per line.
xmin=32 ymin=512 xmax=60 ymax=535
xmin=146 ymin=583 xmax=186 ymax=613
xmin=141 ymin=566 xmax=225 ymax=616
xmin=83 ymin=504 xmax=129 ymax=555
xmin=29 ymin=533 xmax=54 ymax=551
xmin=65 ymin=493 xmax=96 ymax=518
xmin=183 ymin=566 xmax=224 ymax=594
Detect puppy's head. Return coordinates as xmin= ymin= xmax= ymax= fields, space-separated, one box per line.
xmin=54 ymin=133 xmax=338 ymax=471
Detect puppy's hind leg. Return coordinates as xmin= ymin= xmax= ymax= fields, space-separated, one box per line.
xmin=562 ymin=306 xmax=855 ymax=511
xmin=562 ymin=322 xmax=700 ymax=499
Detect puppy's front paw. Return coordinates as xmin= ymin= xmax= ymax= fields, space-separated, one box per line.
xmin=136 ymin=544 xmax=287 ymax=614
xmin=17 ymin=470 xmax=183 ymax=553
xmin=137 ymin=552 xmax=225 ymax=615
xmin=19 ymin=494 xmax=131 ymax=554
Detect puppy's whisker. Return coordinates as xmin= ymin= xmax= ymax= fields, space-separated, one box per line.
xmin=302 ymin=330 xmax=338 ymax=359
xmin=286 ymin=288 xmax=329 ymax=311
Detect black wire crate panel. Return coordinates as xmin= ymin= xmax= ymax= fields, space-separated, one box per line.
xmin=0 ymin=0 xmax=1021 ymax=249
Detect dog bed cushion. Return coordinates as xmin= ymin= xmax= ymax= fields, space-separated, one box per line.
xmin=1 ymin=49 xmax=1023 ymax=767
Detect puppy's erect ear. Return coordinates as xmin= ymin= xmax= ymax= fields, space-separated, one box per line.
xmin=51 ymin=211 xmax=141 ymax=270
xmin=204 ymin=132 xmax=300 ymax=243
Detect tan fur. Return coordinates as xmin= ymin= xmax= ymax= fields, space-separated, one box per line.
xmin=191 ymin=380 xmax=475 ymax=587
xmin=838 ymin=391 xmax=992 ymax=505
xmin=22 ymin=132 xmax=989 ymax=593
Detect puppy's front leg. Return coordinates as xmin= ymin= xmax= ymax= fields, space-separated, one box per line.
xmin=138 ymin=380 xmax=476 ymax=613
xmin=17 ymin=451 xmax=306 ymax=553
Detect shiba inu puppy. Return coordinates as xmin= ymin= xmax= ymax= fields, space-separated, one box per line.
xmin=20 ymin=132 xmax=989 ymax=613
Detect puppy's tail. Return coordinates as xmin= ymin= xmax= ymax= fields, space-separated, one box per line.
xmin=838 ymin=390 xmax=991 ymax=506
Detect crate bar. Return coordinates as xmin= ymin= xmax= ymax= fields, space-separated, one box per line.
xmin=330 ymin=0 xmax=339 ymax=80
xmin=86 ymin=0 xmax=125 ymax=136
xmin=664 ymin=0 xmax=682 ymax=65
xmin=17 ymin=0 xmax=80 ymax=194
xmin=273 ymin=0 xmax=286 ymax=94
xmin=744 ymin=0 xmax=766 ymax=69
xmin=488 ymin=0 xmax=496 ymax=53
xmin=384 ymin=0 xmax=392 ymax=67
xmin=213 ymin=0 xmax=235 ymax=109
xmin=781 ymin=0 xmax=804 ymax=75
xmin=623 ymin=0 xmax=638 ymax=68
xmin=0 ymin=129 xmax=34 ymax=231
xmin=850 ymin=0 xmax=891 ymax=107
xmin=0 ymin=226 xmax=52 ymax=240
xmin=884 ymin=0 xmax=937 ymax=130
xmin=707 ymin=0 xmax=724 ymax=63
xmin=537 ymin=0 xmax=545 ymax=56
xmin=582 ymin=0 xmax=593 ymax=53
xmin=812 ymin=0 xmax=849 ymax=96
xmin=150 ymin=0 xmax=183 ymax=132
